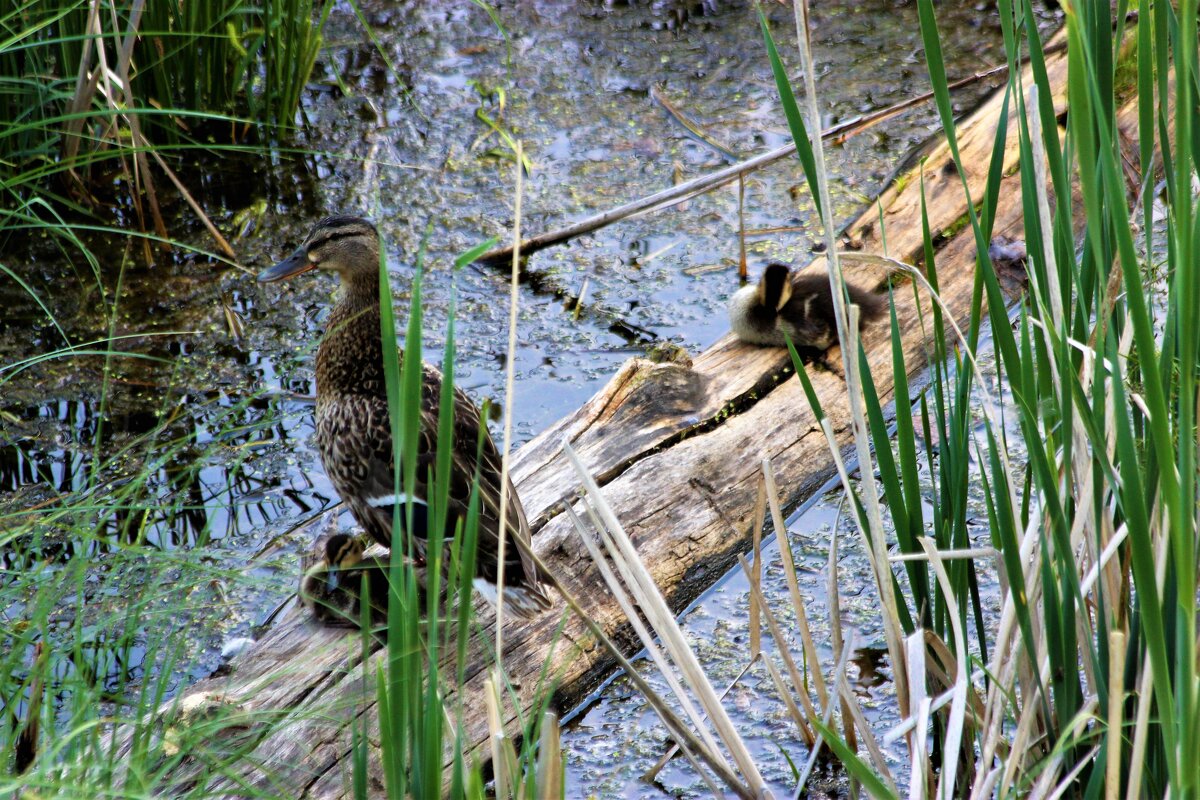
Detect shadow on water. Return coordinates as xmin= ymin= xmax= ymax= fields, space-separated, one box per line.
xmin=1 ymin=0 xmax=1060 ymax=794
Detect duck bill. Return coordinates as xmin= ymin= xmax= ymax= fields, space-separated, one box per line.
xmin=257 ymin=248 xmax=314 ymax=282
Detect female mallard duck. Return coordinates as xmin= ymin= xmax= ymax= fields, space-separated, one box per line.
xmin=300 ymin=534 xmax=392 ymax=628
xmin=260 ymin=216 xmax=552 ymax=619
xmin=729 ymin=262 xmax=885 ymax=349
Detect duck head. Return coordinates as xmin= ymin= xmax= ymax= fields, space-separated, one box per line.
xmin=258 ymin=216 xmax=380 ymax=285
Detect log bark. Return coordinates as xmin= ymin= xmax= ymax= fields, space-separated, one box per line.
xmin=127 ymin=30 xmax=1143 ymax=796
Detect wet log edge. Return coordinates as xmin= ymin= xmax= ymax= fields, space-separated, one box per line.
xmin=127 ymin=30 xmax=1145 ymax=797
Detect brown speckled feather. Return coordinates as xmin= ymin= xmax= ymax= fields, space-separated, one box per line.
xmin=311 ymin=263 xmax=549 ymax=616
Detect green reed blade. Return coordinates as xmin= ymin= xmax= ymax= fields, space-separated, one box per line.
xmin=758 ymin=8 xmax=823 ymax=220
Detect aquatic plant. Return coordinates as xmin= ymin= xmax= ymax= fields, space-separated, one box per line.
xmin=0 ymin=0 xmax=329 ymax=263
xmin=752 ymin=0 xmax=1200 ymax=796
xmin=0 ymin=357 xmax=297 ymax=791
xmin=1 ymin=0 xmax=327 ymax=162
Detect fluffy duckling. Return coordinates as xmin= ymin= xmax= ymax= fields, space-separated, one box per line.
xmin=729 ymin=262 xmax=885 ymax=349
xmin=259 ymin=216 xmax=552 ymax=620
xmin=300 ymin=534 xmax=392 ymax=628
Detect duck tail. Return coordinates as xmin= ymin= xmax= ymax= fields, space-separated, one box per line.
xmin=846 ymin=281 xmax=888 ymax=323
xmin=474 ymin=578 xmax=553 ymax=620
xmin=504 ymin=585 xmax=554 ymax=619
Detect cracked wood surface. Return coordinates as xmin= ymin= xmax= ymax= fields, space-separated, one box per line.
xmin=134 ymin=33 xmax=1114 ymax=797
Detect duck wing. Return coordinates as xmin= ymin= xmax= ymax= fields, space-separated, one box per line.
xmin=439 ymin=369 xmax=551 ymax=615
xmin=317 ymin=392 xmax=429 ymax=550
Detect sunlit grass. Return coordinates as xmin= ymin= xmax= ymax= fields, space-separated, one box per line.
xmin=0 ymin=372 xmax=297 ymax=791
xmin=0 ymin=0 xmax=330 ymax=279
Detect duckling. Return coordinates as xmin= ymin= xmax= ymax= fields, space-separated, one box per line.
xmin=300 ymin=534 xmax=392 ymax=628
xmin=728 ymin=262 xmax=885 ymax=349
xmin=259 ymin=216 xmax=552 ymax=620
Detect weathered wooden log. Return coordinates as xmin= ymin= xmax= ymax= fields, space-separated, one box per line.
xmin=126 ymin=31 xmax=1146 ymax=796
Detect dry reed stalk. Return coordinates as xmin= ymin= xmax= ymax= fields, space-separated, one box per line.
xmin=535 ymin=711 xmax=563 ymax=800
xmin=1079 ymin=525 xmax=1130 ymax=600
xmin=790 ymin=0 xmax=908 ymax=727
xmin=565 ymin=504 xmax=725 ymax=763
xmin=793 ymin=636 xmax=855 ymax=798
xmin=750 ymin=475 xmax=766 ymax=659
xmin=644 ymin=660 xmax=763 ymax=782
xmin=737 ymin=555 xmax=820 ymax=738
xmin=1027 ymin=85 xmax=1066 ymax=330
xmin=923 ymin=633 xmax=985 ymax=742
xmin=832 ymin=673 xmax=896 ymax=795
xmin=580 ymin=504 xmax=729 ymax=758
xmin=63 ymin=0 xmax=234 ymax=260
xmin=917 ymin=539 xmax=969 ymax=800
xmin=1002 ymin=619 xmax=1056 ymax=788
xmin=1028 ymin=700 xmax=1099 ymax=798
xmin=759 ymin=655 xmax=815 ymax=749
xmin=63 ymin=0 xmax=102 ymax=166
xmin=1105 ymin=630 xmax=1126 ymax=800
xmin=1044 ymin=744 xmax=1100 ymax=800
xmin=738 ymin=175 xmax=748 ymax=279
xmin=1120 ymin=508 xmax=1172 ymax=798
xmin=889 ymin=547 xmax=996 ymax=562
xmin=505 ymin=502 xmax=756 ymax=798
xmin=904 ymin=631 xmax=929 ymax=798
xmin=641 ymin=474 xmax=766 ymax=781
xmin=143 ymin=146 xmax=234 ymax=257
xmin=110 ymin=0 xmax=168 ymax=253
xmin=1123 ymin=652 xmax=1154 ymax=800
xmin=886 ymin=682 xmax=975 ymax=750
xmin=495 ymin=140 xmax=524 ymax=653
xmin=971 ymin=508 xmax=1046 ymax=795
xmin=838 ymin=251 xmax=1022 ymax=508
xmin=762 ymin=460 xmax=828 ymax=710
xmin=1001 ymin=630 xmax=1060 ymax=790
xmin=563 ymin=444 xmax=770 ymax=795
xmin=825 ymin=500 xmax=858 ymax=755
xmin=1029 ymin=87 xmax=1120 ymax=719
xmin=485 ymin=673 xmax=519 ymax=800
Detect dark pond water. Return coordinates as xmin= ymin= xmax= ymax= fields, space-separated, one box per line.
xmin=1 ymin=0 xmax=1060 ymax=795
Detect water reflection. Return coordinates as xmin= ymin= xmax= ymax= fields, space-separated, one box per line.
xmin=0 ymin=390 xmax=332 ymax=562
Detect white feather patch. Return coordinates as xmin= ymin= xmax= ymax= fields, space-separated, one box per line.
xmin=366 ymin=493 xmax=426 ymax=509
xmin=472 ymin=578 xmax=550 ymax=619
xmin=473 ymin=577 xmax=499 ymax=609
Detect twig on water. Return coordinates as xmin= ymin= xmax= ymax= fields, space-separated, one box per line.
xmin=473 ymin=56 xmax=1045 ymax=267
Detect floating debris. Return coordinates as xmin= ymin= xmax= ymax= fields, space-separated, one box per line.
xmin=683 ymin=259 xmax=738 ymax=277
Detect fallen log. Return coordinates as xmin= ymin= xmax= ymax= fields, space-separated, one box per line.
xmin=124 ymin=28 xmax=1154 ymax=797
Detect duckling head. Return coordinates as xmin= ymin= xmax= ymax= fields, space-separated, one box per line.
xmin=759 ymin=263 xmax=794 ymax=311
xmin=258 ymin=216 xmax=380 ymax=285
xmin=322 ymin=533 xmax=366 ymax=591
xmin=729 ymin=262 xmax=796 ymax=345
